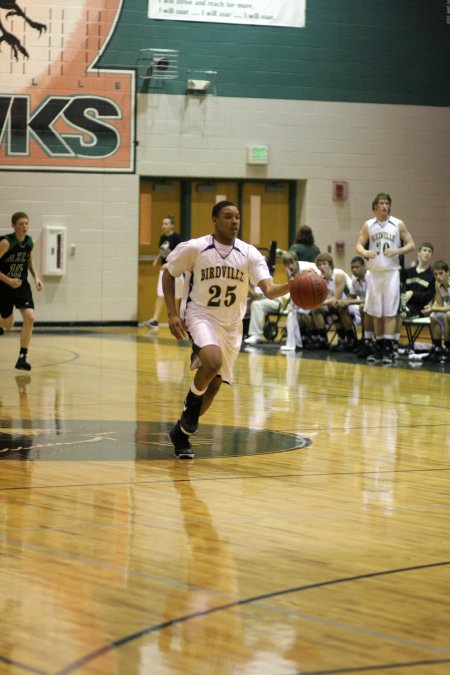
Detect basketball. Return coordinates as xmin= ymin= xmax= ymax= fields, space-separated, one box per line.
xmin=289 ymin=272 xmax=328 ymax=310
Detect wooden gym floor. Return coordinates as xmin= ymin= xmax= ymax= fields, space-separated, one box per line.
xmin=0 ymin=326 xmax=449 ymax=674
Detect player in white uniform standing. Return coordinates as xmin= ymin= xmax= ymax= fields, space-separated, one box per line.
xmin=163 ymin=200 xmax=291 ymax=459
xmin=356 ymin=193 xmax=415 ymax=364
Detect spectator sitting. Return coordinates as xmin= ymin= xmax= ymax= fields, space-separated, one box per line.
xmin=308 ymin=253 xmax=359 ymax=351
xmin=279 ymin=251 xmax=318 ymax=352
xmin=244 ymin=254 xmax=293 ymax=345
xmin=400 ymin=242 xmax=435 ymax=318
xmin=289 ymin=225 xmax=320 ymax=263
xmin=421 ymin=260 xmax=450 ymax=363
xmin=445 ymin=311 xmax=450 ymax=364
xmin=336 ymin=256 xmax=374 ymax=356
xmin=243 ymin=282 xmax=264 ymax=338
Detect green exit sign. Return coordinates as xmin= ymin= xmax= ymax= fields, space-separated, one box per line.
xmin=247 ymin=145 xmax=269 ymax=164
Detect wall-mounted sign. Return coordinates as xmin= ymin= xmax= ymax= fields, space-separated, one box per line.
xmin=0 ymin=0 xmax=135 ymax=172
xmin=247 ymin=145 xmax=269 ymax=165
xmin=149 ymin=0 xmax=305 ymax=28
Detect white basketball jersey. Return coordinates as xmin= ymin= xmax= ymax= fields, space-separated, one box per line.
xmin=437 ymin=280 xmax=450 ymax=305
xmin=351 ymin=273 xmax=367 ymax=300
xmin=166 ymin=235 xmax=271 ymax=326
xmin=366 ymin=217 xmax=402 ymax=271
xmin=325 ymin=269 xmax=351 ymax=299
xmin=298 ymin=261 xmax=319 ymax=274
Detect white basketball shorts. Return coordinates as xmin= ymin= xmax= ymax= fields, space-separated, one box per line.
xmin=185 ymin=313 xmax=242 ymax=385
xmin=364 ymin=270 xmax=400 ymax=318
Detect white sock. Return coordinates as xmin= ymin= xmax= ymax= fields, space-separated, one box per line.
xmin=191 ymin=384 xmax=207 ymax=397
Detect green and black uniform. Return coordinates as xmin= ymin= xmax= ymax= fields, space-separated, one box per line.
xmin=0 ymin=233 xmax=35 ymax=318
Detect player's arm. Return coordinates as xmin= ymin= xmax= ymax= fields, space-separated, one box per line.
xmin=328 ymin=271 xmax=346 ymax=308
xmin=28 ymin=253 xmax=43 ymax=291
xmin=0 ymin=240 xmax=22 ymax=288
xmin=153 ymin=235 xmax=163 ymax=267
xmin=356 ymin=223 xmax=375 ymax=260
xmin=429 ymin=287 xmax=449 ymax=312
xmin=385 ymin=221 xmax=415 ymax=258
xmin=337 ymin=292 xmax=361 ymax=308
xmin=162 ymin=267 xmax=187 ymax=340
xmin=334 ymin=272 xmax=346 ymax=299
xmin=152 ymin=245 xmax=161 ymax=267
xmin=405 ymin=280 xmax=433 ymax=308
xmin=421 ymin=282 xmax=441 ymax=314
xmin=258 ymin=277 xmax=290 ymax=299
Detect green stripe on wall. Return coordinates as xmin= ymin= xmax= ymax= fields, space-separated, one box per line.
xmin=99 ymin=0 xmax=450 ymax=106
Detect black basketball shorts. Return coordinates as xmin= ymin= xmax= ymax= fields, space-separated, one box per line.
xmin=0 ymin=281 xmax=34 ymax=318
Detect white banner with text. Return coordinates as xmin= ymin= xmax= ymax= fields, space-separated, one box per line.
xmin=148 ymin=0 xmax=306 ymax=28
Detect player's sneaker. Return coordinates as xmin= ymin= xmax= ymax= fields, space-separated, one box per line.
xmin=0 ymin=327 xmax=4 ymax=336
xmin=179 ymin=390 xmax=203 ymax=435
xmin=357 ymin=341 xmax=373 ymax=359
xmin=15 ymin=356 xmax=31 ymax=371
xmin=423 ymin=346 xmax=442 ymax=363
xmin=244 ymin=335 xmax=263 ymax=345
xmin=169 ymin=422 xmax=194 ymax=459
xmin=367 ymin=341 xmax=383 ymax=364
xmin=144 ymin=319 xmax=159 ymax=328
xmin=382 ymin=341 xmax=395 ymax=365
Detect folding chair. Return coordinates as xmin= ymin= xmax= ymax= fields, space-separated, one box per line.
xmin=402 ymin=317 xmax=432 ymax=351
xmin=263 ymin=306 xmax=288 ymax=342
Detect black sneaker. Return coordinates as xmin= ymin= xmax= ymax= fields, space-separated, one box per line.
xmin=367 ymin=342 xmax=383 ymax=364
xmin=0 ymin=327 xmax=4 ymax=336
xmin=304 ymin=338 xmax=319 ymax=350
xmin=316 ymin=339 xmax=329 ymax=350
xmin=179 ymin=390 xmax=203 ymax=435
xmin=169 ymin=423 xmax=194 ymax=459
xmin=357 ymin=341 xmax=373 ymax=359
xmin=341 ymin=339 xmax=358 ymax=352
xmin=382 ymin=342 xmax=394 ymax=365
xmin=15 ymin=356 xmax=31 ymax=371
xmin=423 ymin=346 xmax=442 ymax=363
xmin=330 ymin=339 xmax=346 ymax=352
xmin=432 ymin=348 xmax=444 ymax=364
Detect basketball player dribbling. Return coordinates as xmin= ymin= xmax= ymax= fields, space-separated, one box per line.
xmin=162 ymin=200 xmax=291 ymax=459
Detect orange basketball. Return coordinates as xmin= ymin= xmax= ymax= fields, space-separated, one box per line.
xmin=289 ymin=272 xmax=328 ymax=310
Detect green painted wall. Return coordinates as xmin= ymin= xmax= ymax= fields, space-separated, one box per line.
xmin=100 ymin=0 xmax=450 ymax=105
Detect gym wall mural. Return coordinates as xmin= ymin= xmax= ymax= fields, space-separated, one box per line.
xmin=0 ymin=0 xmax=135 ymax=172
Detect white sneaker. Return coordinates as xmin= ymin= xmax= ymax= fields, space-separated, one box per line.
xmin=280 ymin=345 xmax=296 ymax=351
xmin=244 ymin=335 xmax=263 ymax=345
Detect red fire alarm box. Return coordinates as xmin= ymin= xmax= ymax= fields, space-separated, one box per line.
xmin=335 ymin=240 xmax=345 ymax=256
xmin=333 ymin=180 xmax=348 ymax=201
